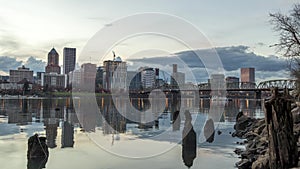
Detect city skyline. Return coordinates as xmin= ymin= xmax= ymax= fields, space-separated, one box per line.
xmin=0 ymin=0 xmax=297 ymax=82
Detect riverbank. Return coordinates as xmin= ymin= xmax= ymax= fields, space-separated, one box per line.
xmin=233 ymin=104 xmax=300 ymax=169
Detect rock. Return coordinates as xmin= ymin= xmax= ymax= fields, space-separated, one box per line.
xmin=234 ymin=115 xmax=254 ymax=131
xmin=217 ymin=130 xmax=222 ymax=135
xmin=234 ymin=148 xmax=243 ymax=155
xmin=235 ymin=159 xmax=252 ymax=169
xmin=27 ymin=134 xmax=49 ymax=159
xmin=251 ymin=154 xmax=269 ymax=169
xmin=27 ymin=134 xmax=49 ymax=169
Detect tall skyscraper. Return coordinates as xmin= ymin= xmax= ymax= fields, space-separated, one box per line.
xmin=103 ymin=54 xmax=127 ymax=91
xmin=240 ymin=68 xmax=255 ymax=83
xmin=171 ymin=64 xmax=185 ymax=87
xmin=63 ymin=47 xmax=76 ymax=74
xmin=139 ymin=67 xmax=155 ymax=89
xmin=80 ymin=63 xmax=97 ymax=91
xmin=45 ymin=48 xmax=61 ymax=74
xmin=240 ymin=68 xmax=255 ymax=88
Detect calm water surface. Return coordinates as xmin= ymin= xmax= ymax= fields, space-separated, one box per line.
xmin=0 ymin=96 xmax=263 ymax=169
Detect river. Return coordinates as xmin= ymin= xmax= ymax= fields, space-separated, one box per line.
xmin=0 ymin=96 xmax=264 ymax=169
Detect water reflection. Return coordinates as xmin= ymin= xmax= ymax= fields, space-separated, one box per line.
xmin=0 ymin=97 xmax=264 ymax=169
xmin=182 ymin=110 xmax=196 ymax=168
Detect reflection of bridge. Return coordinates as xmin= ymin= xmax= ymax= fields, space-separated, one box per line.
xmin=129 ymin=79 xmax=296 ymax=99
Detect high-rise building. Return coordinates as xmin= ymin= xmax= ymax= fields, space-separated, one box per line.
xmin=81 ymin=63 xmax=97 ymax=91
xmin=127 ymin=71 xmax=142 ymax=91
xmin=95 ymin=67 xmax=104 ymax=88
xmin=240 ymin=68 xmax=255 ymax=88
xmin=41 ymin=72 xmax=67 ymax=89
xmin=139 ymin=67 xmax=155 ymax=89
xmin=63 ymin=47 xmax=76 ymax=74
xmin=9 ymin=65 xmax=34 ymax=83
xmin=68 ymin=69 xmax=81 ymax=89
xmin=103 ymin=55 xmax=127 ymax=91
xmin=210 ymin=74 xmax=226 ymax=97
xmin=225 ymin=76 xmax=239 ymax=89
xmin=46 ymin=48 xmax=61 ymax=74
xmin=171 ymin=64 xmax=185 ymax=87
xmin=241 ymin=68 xmax=255 ymax=83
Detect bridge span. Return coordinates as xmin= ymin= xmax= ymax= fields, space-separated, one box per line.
xmin=129 ymin=79 xmax=296 ymax=99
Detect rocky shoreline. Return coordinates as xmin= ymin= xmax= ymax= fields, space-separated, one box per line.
xmin=233 ymin=103 xmax=300 ymax=169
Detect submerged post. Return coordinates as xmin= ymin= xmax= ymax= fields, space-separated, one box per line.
xmin=264 ymin=87 xmax=298 ymax=169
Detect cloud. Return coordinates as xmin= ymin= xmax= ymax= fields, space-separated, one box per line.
xmin=128 ymin=45 xmax=287 ymax=72
xmin=127 ymin=45 xmax=290 ymax=82
xmin=215 ymin=46 xmax=287 ymax=71
xmin=0 ymin=56 xmax=22 ymax=73
xmin=24 ymin=56 xmax=47 ymax=73
xmin=0 ymin=56 xmax=46 ymax=75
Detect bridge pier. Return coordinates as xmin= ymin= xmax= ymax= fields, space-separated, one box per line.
xmin=255 ymin=91 xmax=261 ymax=100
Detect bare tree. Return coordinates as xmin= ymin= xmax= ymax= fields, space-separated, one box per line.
xmin=270 ymin=4 xmax=300 ymax=95
xmin=270 ymin=4 xmax=300 ymax=59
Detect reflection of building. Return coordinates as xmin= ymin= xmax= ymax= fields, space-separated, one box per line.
xmin=226 ymin=76 xmax=239 ymax=89
xmin=61 ymin=106 xmax=75 ymax=148
xmin=42 ymin=99 xmax=59 ymax=148
xmin=7 ymin=99 xmax=32 ymax=125
xmin=63 ymin=47 xmax=76 ymax=74
xmin=45 ymin=48 xmax=61 ymax=74
xmin=61 ymin=121 xmax=74 ymax=148
xmin=9 ymin=66 xmax=34 ymax=83
xmin=171 ymin=64 xmax=185 ymax=87
xmin=102 ymin=99 xmax=127 ymax=134
xmin=103 ymin=55 xmax=127 ymax=91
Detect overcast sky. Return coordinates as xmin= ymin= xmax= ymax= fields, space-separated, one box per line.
xmin=0 ymin=0 xmax=298 ymax=81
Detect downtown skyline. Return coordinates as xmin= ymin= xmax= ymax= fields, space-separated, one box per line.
xmin=0 ymin=0 xmax=298 ymax=82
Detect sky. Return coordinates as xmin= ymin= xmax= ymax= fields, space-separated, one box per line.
xmin=0 ymin=0 xmax=298 ymax=82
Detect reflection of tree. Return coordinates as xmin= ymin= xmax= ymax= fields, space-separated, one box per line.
xmin=182 ymin=110 xmax=196 ymax=168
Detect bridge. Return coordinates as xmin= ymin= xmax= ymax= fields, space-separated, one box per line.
xmin=196 ymin=79 xmax=296 ymax=91
xmin=129 ymin=79 xmax=297 ymax=99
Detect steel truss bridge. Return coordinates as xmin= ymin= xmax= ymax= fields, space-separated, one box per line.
xmin=129 ymin=79 xmax=297 ymax=99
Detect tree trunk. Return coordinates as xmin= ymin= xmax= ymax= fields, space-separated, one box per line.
xmin=264 ymin=88 xmax=298 ymax=169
